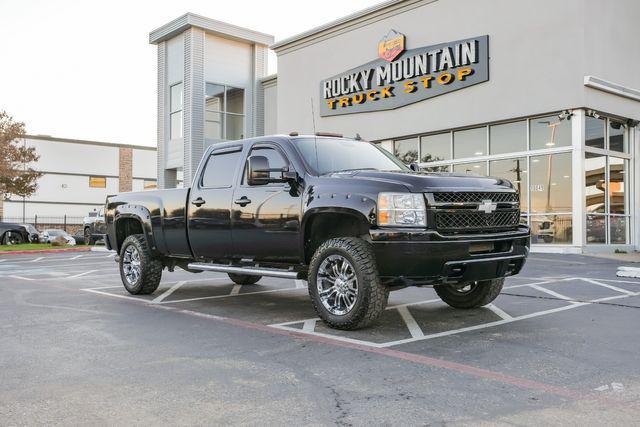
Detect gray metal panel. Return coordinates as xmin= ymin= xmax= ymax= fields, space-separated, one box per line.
xmin=183 ymin=28 xmax=205 ymax=187
xmin=150 ymin=12 xmax=274 ymax=46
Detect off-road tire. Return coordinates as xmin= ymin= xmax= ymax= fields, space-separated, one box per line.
xmin=119 ymin=234 xmax=162 ymax=295
xmin=84 ymin=228 xmax=94 ymax=245
xmin=308 ymin=237 xmax=388 ymax=330
xmin=434 ymin=278 xmax=504 ymax=309
xmin=2 ymin=231 xmax=24 ymax=245
xmin=228 ymin=273 xmax=262 ymax=285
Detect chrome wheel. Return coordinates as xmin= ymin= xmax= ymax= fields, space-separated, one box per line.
xmin=316 ymin=254 xmax=358 ymax=316
xmin=122 ymin=245 xmax=141 ymax=285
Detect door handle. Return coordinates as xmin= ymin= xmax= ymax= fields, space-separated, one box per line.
xmin=234 ymin=196 xmax=252 ymax=207
xmin=191 ymin=197 xmax=206 ymax=207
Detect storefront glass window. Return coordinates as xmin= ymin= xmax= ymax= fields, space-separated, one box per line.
xmin=169 ymin=82 xmax=183 ymax=140
xmin=585 ymin=115 xmax=605 ymax=149
xmin=453 ymin=127 xmax=486 ymax=159
xmin=610 ymin=216 xmax=628 ymax=244
xmin=586 ymin=214 xmax=607 ymax=244
xmin=530 ymin=152 xmax=572 ymax=213
xmin=530 ymin=214 xmax=572 ymax=244
xmin=490 ymin=121 xmax=526 ymax=155
xmin=585 ymin=153 xmax=606 ymax=213
xmin=490 ymin=158 xmax=528 ymax=211
xmin=453 ymin=161 xmax=486 ymax=175
xmin=530 ymin=115 xmax=571 ymax=150
xmin=609 ymin=157 xmax=626 ymax=215
xmin=394 ymin=138 xmax=419 ymax=164
xmin=609 ymin=120 xmax=627 ymax=153
xmin=420 ymin=133 xmax=450 ymax=162
xmin=424 ymin=165 xmax=450 ymax=172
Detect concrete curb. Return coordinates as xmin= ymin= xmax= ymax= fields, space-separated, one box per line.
xmin=0 ymin=246 xmax=92 ymax=256
xmin=616 ymin=266 xmax=640 ymax=278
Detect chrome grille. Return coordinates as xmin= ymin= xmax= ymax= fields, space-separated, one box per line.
xmin=432 ymin=192 xmax=519 ymax=204
xmin=435 ymin=209 xmax=520 ymax=231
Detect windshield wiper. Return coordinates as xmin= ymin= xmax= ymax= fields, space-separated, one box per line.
xmin=326 ymin=168 xmax=379 ymax=174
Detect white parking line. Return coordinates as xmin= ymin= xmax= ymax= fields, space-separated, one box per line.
xmin=295 ymin=280 xmax=307 ymax=289
xmin=68 ymin=270 xmax=99 ymax=279
xmin=0 ymin=259 xmax=7 ymax=263
xmin=230 ymin=284 xmax=241 ymax=296
xmin=302 ymin=319 xmax=316 ymax=332
xmin=161 ymin=286 xmax=304 ymax=304
xmin=396 ymin=306 xmax=424 ymax=338
xmin=8 ymin=275 xmax=35 ymax=281
xmin=486 ymin=303 xmax=513 ymax=320
xmin=580 ymin=278 xmax=636 ymax=295
xmin=528 ymin=284 xmax=574 ymax=301
xmin=30 ymin=257 xmax=44 ymax=262
xmin=527 ymin=257 xmax=587 ymax=265
xmin=69 ymin=255 xmax=83 ymax=260
xmin=152 ymin=281 xmax=186 ymax=304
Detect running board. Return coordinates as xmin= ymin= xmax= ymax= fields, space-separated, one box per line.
xmin=187 ymin=263 xmax=301 ymax=279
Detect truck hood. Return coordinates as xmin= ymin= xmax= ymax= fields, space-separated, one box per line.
xmin=330 ymin=170 xmax=515 ymax=192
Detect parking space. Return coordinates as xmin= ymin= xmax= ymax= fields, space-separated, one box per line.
xmin=1 ymin=251 xmax=640 ymax=424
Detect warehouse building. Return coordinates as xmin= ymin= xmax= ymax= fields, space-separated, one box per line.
xmin=151 ymin=0 xmax=640 ymax=252
xmin=0 ymin=135 xmax=157 ymax=226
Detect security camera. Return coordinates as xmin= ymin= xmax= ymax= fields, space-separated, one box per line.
xmin=558 ymin=110 xmax=573 ymax=121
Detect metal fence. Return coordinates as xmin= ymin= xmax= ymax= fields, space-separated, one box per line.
xmin=2 ymin=216 xmax=85 ymax=232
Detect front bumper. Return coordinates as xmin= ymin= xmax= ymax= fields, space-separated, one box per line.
xmin=370 ymin=226 xmax=530 ymax=286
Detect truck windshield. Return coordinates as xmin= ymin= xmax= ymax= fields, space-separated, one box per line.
xmin=294 ymin=137 xmax=409 ymax=175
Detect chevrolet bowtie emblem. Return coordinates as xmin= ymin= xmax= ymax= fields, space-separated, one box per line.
xmin=478 ymin=199 xmax=497 ymax=214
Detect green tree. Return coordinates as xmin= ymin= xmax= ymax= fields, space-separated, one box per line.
xmin=0 ymin=111 xmax=42 ymax=199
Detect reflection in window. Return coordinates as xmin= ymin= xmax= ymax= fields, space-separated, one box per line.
xmin=609 ymin=157 xmax=626 ymax=215
xmin=585 ymin=115 xmax=605 ymax=149
xmin=394 ymin=138 xmax=419 ymax=164
xmin=424 ymin=165 xmax=450 ymax=173
xmin=205 ymin=83 xmax=244 ymax=141
xmin=530 ymin=214 xmax=572 ymax=244
xmin=453 ymin=127 xmax=486 ymax=159
xmin=609 ymin=120 xmax=627 ymax=153
xmin=490 ymin=158 xmax=527 ymax=211
xmin=530 ymin=152 xmax=572 ymax=213
xmin=490 ymin=121 xmax=526 ymax=155
xmin=587 ymin=214 xmax=606 ymax=244
xmin=530 ymin=115 xmax=571 ymax=150
xmin=610 ymin=216 xmax=627 ymax=244
xmin=453 ymin=161 xmax=487 ymax=175
xmin=585 ymin=153 xmax=606 ymax=213
xmin=169 ymin=82 xmax=183 ymax=140
xmin=420 ymin=133 xmax=450 ymax=162
xmin=244 ymin=147 xmax=287 ymax=183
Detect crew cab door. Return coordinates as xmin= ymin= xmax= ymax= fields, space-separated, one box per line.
xmin=231 ymin=143 xmax=302 ymax=262
xmin=187 ymin=146 xmax=244 ymax=259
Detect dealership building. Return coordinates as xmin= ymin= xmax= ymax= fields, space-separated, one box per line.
xmin=151 ymin=0 xmax=640 ymax=252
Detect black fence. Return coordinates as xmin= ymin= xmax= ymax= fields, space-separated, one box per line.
xmin=2 ymin=216 xmax=85 ymax=232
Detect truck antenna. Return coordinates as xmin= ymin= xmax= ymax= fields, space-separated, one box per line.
xmin=310 ymin=97 xmax=319 ymax=172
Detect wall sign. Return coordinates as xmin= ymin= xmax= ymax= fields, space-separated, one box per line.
xmin=319 ymin=33 xmax=489 ymax=117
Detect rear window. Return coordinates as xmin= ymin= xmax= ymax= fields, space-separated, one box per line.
xmin=201 ymin=150 xmax=243 ymax=188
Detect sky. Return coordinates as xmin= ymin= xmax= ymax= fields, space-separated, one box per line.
xmin=0 ymin=0 xmax=381 ymax=147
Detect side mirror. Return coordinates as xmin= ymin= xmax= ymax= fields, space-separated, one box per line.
xmin=247 ymin=155 xmax=298 ymax=186
xmin=409 ymin=162 xmax=420 ymax=172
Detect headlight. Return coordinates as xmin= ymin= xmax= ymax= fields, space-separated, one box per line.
xmin=377 ymin=192 xmax=426 ymax=227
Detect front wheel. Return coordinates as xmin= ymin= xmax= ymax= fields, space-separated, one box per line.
xmin=308 ymin=237 xmax=388 ymax=330
xmin=119 ymin=234 xmax=162 ymax=295
xmin=434 ymin=278 xmax=504 ymax=309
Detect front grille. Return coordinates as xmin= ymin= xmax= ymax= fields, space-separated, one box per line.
xmin=435 ymin=209 xmax=520 ymax=232
xmin=432 ymin=192 xmax=519 ymax=204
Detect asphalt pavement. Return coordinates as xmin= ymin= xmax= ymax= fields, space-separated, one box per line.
xmin=1 ymin=250 xmax=639 ymax=425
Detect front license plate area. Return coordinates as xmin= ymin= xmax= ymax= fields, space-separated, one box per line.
xmin=469 ymin=242 xmax=495 ymax=254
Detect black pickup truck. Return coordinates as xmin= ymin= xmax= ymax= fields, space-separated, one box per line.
xmin=105 ymin=134 xmax=529 ymax=329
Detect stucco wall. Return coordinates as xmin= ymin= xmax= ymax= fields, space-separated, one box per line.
xmin=275 ymin=0 xmax=640 ymax=140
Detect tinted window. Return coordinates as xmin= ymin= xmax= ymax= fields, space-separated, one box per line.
xmin=585 ymin=116 xmax=605 ymax=149
xmin=295 ymin=138 xmax=407 ymax=175
xmin=453 ymin=127 xmax=486 ymax=159
xmin=530 ymin=115 xmax=571 ymax=150
xmin=490 ymin=121 xmax=526 ymax=154
xmin=421 ymin=133 xmax=450 ymax=162
xmin=394 ymin=138 xmax=419 ymax=164
xmin=201 ymin=150 xmax=242 ymax=188
xmin=245 ymin=146 xmax=288 ymax=183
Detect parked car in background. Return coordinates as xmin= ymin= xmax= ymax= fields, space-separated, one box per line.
xmin=40 ymin=229 xmax=76 ymax=245
xmin=20 ymin=224 xmax=41 ymax=243
xmin=72 ymin=229 xmax=86 ymax=245
xmin=0 ymin=223 xmax=31 ymax=245
xmin=83 ymin=207 xmax=107 ymax=245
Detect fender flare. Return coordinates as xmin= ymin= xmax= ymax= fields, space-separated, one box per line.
xmin=113 ymin=204 xmax=157 ymax=253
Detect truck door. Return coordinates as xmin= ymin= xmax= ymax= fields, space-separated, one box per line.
xmin=187 ymin=146 xmax=244 ymax=259
xmin=231 ymin=143 xmax=302 ymax=262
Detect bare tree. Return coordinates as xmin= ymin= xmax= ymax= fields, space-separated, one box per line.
xmin=0 ymin=111 xmax=42 ymax=200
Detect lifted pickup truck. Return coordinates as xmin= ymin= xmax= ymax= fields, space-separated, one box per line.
xmin=105 ymin=135 xmax=529 ymax=329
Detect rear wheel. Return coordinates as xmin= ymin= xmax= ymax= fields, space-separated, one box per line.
xmin=228 ymin=273 xmax=261 ymax=285
xmin=119 ymin=234 xmax=162 ymax=295
xmin=3 ymin=231 xmax=24 ymax=245
xmin=308 ymin=237 xmax=388 ymax=330
xmin=434 ymin=278 xmax=504 ymax=309
xmin=84 ymin=228 xmax=93 ymax=245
